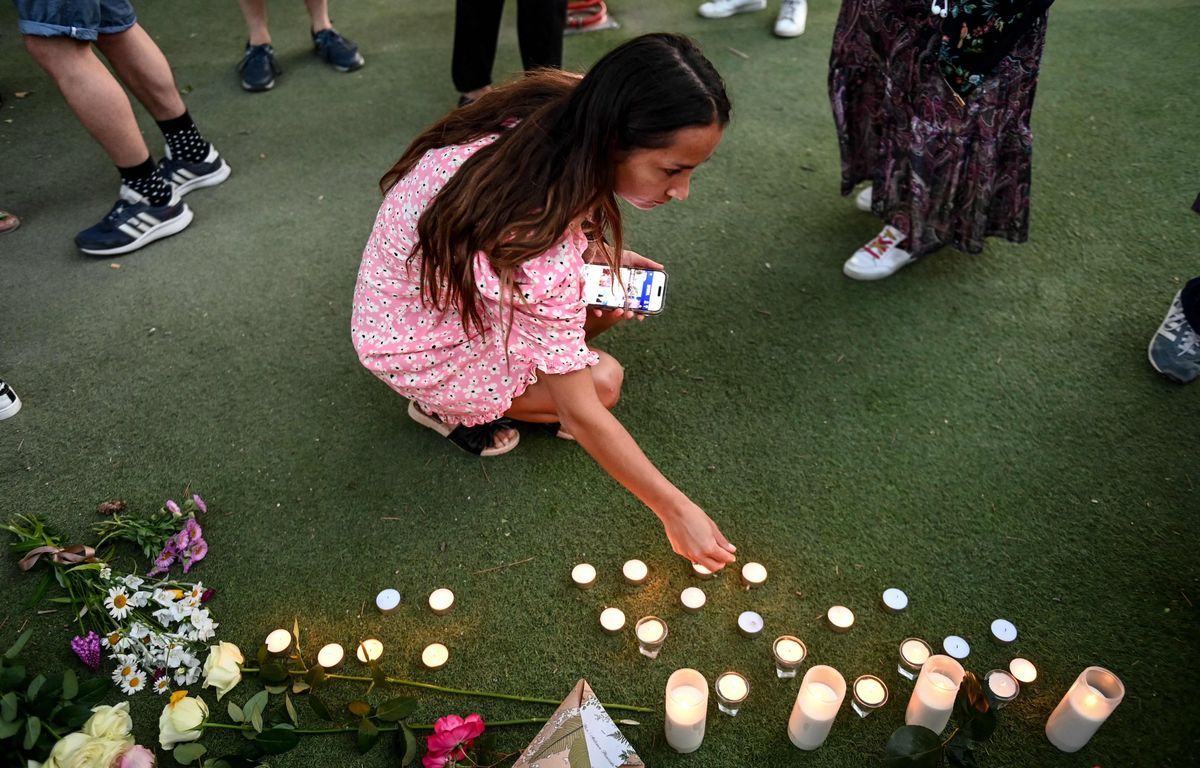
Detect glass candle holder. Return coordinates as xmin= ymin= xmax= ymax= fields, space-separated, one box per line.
xmin=772 ymin=635 xmax=807 ymax=679
xmin=787 ymin=665 xmax=846 ymax=751
xmin=898 ymin=638 xmax=932 ymax=681
xmin=635 ymin=616 xmax=668 ymax=659
xmin=664 ymin=668 xmax=708 ymax=753
xmin=1045 ymin=666 xmax=1124 ymax=753
xmin=984 ymin=669 xmax=1019 ymax=708
xmin=715 ymin=672 xmax=749 ymax=716
xmin=850 ymin=675 xmax=889 ymax=718
xmin=904 ymin=654 xmax=964 ymax=734
xmin=264 ymin=629 xmax=292 ymax=656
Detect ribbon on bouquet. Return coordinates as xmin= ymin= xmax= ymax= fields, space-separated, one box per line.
xmin=18 ymin=544 xmax=100 ymax=571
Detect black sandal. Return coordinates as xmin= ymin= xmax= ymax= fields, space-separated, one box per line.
xmin=408 ymin=401 xmax=520 ymax=456
xmin=510 ymin=419 xmax=576 ymax=441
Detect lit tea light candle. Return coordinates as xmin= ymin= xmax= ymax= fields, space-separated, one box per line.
xmin=599 ymin=607 xmax=626 ymax=635
xmin=984 ymin=669 xmax=1019 ymax=708
xmin=264 ymin=629 xmax=292 ymax=656
xmin=737 ymin=610 xmax=764 ymax=638
xmin=826 ymin=605 xmax=854 ymax=633
xmin=904 ymin=655 xmax=964 ymax=734
xmin=679 ymin=587 xmax=706 ymax=614
xmin=772 ymin=635 xmax=807 ymax=679
xmin=691 ymin=562 xmax=714 ymax=580
xmin=881 ymin=588 xmax=908 ymax=613
xmin=1009 ymin=657 xmax=1038 ymax=684
xmin=355 ymin=639 xmax=383 ymax=663
xmin=664 ymin=668 xmax=708 ymax=753
xmin=990 ymin=618 xmax=1018 ymax=645
xmin=850 ymin=675 xmax=889 ymax=718
xmin=571 ymin=563 xmax=597 ymax=589
xmin=635 ymin=616 xmax=668 ymax=659
xmin=421 ymin=643 xmax=449 ymax=670
xmin=316 ymin=643 xmax=344 ymax=670
xmin=621 ymin=559 xmax=648 ymax=586
xmin=715 ymin=671 xmax=750 ymax=716
xmin=740 ymin=562 xmax=767 ymax=588
xmin=375 ymin=588 xmax=401 ymax=615
xmin=787 ymin=665 xmax=846 ymax=751
xmin=898 ymin=638 xmax=932 ymax=681
xmin=942 ymin=635 xmax=970 ymax=659
xmin=428 ymin=588 xmax=455 ymax=615
xmin=1045 ymin=666 xmax=1124 ymax=753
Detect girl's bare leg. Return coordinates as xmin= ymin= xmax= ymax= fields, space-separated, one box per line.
xmin=505 ymin=350 xmax=624 ymax=423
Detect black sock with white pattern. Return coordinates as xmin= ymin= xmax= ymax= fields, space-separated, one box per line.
xmin=157 ymin=110 xmax=210 ymax=163
xmin=118 ymin=157 xmax=172 ymax=207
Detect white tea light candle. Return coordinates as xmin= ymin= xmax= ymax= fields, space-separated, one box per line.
xmin=905 ymin=655 xmax=964 ymax=734
xmin=881 ymin=588 xmax=909 ymax=613
xmin=898 ymin=638 xmax=932 ymax=681
xmin=421 ymin=643 xmax=449 ymax=670
xmin=316 ymin=643 xmax=344 ymax=670
xmin=1010 ymin=657 xmax=1038 ymax=684
xmin=375 ymin=588 xmax=401 ymax=615
xmin=851 ymin=675 xmax=889 ymax=718
xmin=737 ymin=610 xmax=764 ymax=638
xmin=635 ymin=616 xmax=668 ymax=659
xmin=428 ymin=588 xmax=455 ymax=615
xmin=621 ymin=559 xmax=648 ymax=585
xmin=570 ymin=563 xmax=597 ymax=589
xmin=691 ymin=562 xmax=714 ymax=579
xmin=942 ymin=635 xmax=970 ymax=659
xmin=826 ymin=605 xmax=855 ymax=632
xmin=984 ymin=669 xmax=1019 ymax=708
xmin=990 ymin=618 xmax=1018 ymax=645
xmin=664 ymin=668 xmax=708 ymax=753
xmin=355 ymin=639 xmax=383 ymax=663
xmin=773 ymin=635 xmax=807 ymax=679
xmin=1045 ymin=666 xmax=1124 ymax=752
xmin=599 ymin=607 xmax=626 ymax=635
xmin=680 ymin=587 xmax=706 ymax=613
xmin=715 ymin=672 xmax=749 ymax=716
xmin=264 ymin=629 xmax=292 ymax=655
xmin=740 ymin=562 xmax=767 ymax=588
xmin=787 ymin=665 xmax=846 ymax=751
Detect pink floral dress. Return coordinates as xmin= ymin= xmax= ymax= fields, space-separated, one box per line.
xmin=351 ymin=135 xmax=599 ymax=428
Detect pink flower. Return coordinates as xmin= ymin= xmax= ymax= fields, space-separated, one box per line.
xmin=115 ymin=744 xmax=156 ymax=768
xmin=421 ymin=752 xmax=450 ymax=768
xmin=425 ymin=714 xmax=484 ymax=763
xmin=192 ymin=494 xmax=207 ymax=513
xmin=147 ymin=545 xmax=177 ymax=577
xmin=180 ymin=537 xmax=207 ymax=573
xmin=173 ymin=519 xmax=202 ymax=551
xmin=165 ymin=500 xmax=181 ymax=517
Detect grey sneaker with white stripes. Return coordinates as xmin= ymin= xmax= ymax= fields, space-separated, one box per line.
xmin=74 ymin=186 xmax=194 ymax=257
xmin=159 ymin=143 xmax=231 ymax=197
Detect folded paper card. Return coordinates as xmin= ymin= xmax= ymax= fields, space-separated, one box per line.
xmin=513 ymin=679 xmax=643 ymax=767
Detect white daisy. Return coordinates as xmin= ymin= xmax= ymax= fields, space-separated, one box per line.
xmin=111 ymin=660 xmax=139 ymax=686
xmin=153 ymin=677 xmax=171 ymax=695
xmin=104 ymin=587 xmax=132 ymax=620
xmin=103 ymin=631 xmax=127 ymax=652
xmin=120 ymin=670 xmax=146 ymax=695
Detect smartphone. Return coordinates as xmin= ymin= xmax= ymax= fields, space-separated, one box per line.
xmin=581 ymin=264 xmax=668 ymax=314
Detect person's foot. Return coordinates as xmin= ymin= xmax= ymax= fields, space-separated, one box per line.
xmin=698 ymin=0 xmax=767 ymax=19
xmin=774 ymin=0 xmax=807 ymax=36
xmin=159 ymin=144 xmax=231 ymax=197
xmin=0 ymin=210 xmax=19 ymax=234
xmin=74 ymin=187 xmax=193 ymax=257
xmin=843 ymin=224 xmax=913 ymax=281
xmin=0 ymin=380 xmax=20 ymax=420
xmin=855 ymin=185 xmax=873 ymax=212
xmin=239 ymin=43 xmax=280 ymax=92
xmin=312 ymin=28 xmax=364 ymax=72
xmin=1148 ymin=289 xmax=1200 ymax=383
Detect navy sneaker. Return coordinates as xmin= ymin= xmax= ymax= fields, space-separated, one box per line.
xmin=1148 ymin=289 xmax=1200 ymax=383
xmin=312 ymin=28 xmax=364 ymax=72
xmin=74 ymin=187 xmax=193 ymax=257
xmin=238 ymin=42 xmax=280 ymax=91
xmin=159 ymin=143 xmax=231 ymax=197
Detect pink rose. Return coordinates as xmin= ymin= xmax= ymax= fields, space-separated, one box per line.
xmin=427 ymin=713 xmax=484 ymax=760
xmin=116 ymin=744 xmax=156 ymax=768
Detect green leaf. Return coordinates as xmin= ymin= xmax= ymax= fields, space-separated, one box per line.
xmin=253 ymin=725 xmax=300 ymax=755
xmin=0 ymin=664 xmax=25 ymax=693
xmin=284 ymin=693 xmax=297 ymax=725
xmin=173 ymin=743 xmax=209 ymax=765
xmin=376 ymin=697 xmax=417 ymax=722
xmin=244 ymin=690 xmax=269 ymax=722
xmin=954 ymin=672 xmax=996 ymax=742
xmin=884 ymin=725 xmax=943 ymax=768
xmin=304 ymin=666 xmax=326 ymax=688
xmin=1 ymin=691 xmax=16 ymax=721
xmin=251 ymin=709 xmax=264 ymax=734
xmin=946 ymin=732 xmax=980 ymax=768
xmin=260 ymin=659 xmax=289 ymax=685
xmin=57 ymin=703 xmax=94 ymax=729
xmin=291 ymin=679 xmax=310 ymax=695
xmin=61 ymin=669 xmax=78 ymax=700
xmin=264 ymin=684 xmax=288 ymax=695
xmin=400 ymin=724 xmax=418 ymax=767
xmin=0 ymin=717 xmax=22 ymax=739
xmin=26 ymin=674 xmax=45 ymax=701
xmin=347 ymin=700 xmax=371 ymax=718
xmin=4 ymin=629 xmax=33 ymax=660
xmin=356 ymin=718 xmax=379 ymax=754
xmin=23 ymin=715 xmax=41 ymax=750
xmin=228 ymin=700 xmax=245 ymax=723
xmin=309 ymin=693 xmax=333 ymax=722
xmin=75 ymin=677 xmax=109 ymax=706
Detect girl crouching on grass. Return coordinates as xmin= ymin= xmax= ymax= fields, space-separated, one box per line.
xmin=352 ymin=34 xmax=737 ymax=571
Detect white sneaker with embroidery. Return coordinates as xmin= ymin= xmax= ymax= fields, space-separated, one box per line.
xmin=843 ymin=225 xmax=913 ymax=280
xmin=774 ymin=0 xmax=807 ymax=36
xmin=698 ymin=0 xmax=767 ymax=18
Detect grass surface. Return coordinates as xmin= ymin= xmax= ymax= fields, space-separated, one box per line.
xmin=1 ymin=0 xmax=1198 ymax=765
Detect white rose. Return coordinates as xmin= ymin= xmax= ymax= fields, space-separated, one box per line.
xmin=44 ymin=733 xmax=130 ymax=768
xmin=158 ymin=691 xmax=209 ymax=749
xmin=201 ymin=641 xmax=244 ymax=700
xmin=83 ymin=702 xmax=133 ymax=740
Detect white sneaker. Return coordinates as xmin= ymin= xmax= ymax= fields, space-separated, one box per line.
xmin=854 ymin=185 xmax=873 ymax=212
xmin=698 ymin=0 xmax=767 ymax=19
xmin=843 ymin=225 xmax=913 ymax=280
xmin=774 ymin=0 xmax=807 ymax=36
xmin=0 ymin=380 xmax=21 ymax=420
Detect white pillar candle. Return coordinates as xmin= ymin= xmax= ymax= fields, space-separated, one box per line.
xmin=881 ymin=588 xmax=909 ymax=613
xmin=984 ymin=669 xmax=1019 ymax=708
xmin=679 ymin=587 xmax=706 ymax=613
xmin=599 ymin=607 xmax=626 ymax=635
xmin=990 ymin=619 xmax=1018 ymax=645
xmin=428 ymin=588 xmax=455 ymax=615
xmin=1045 ymin=666 xmax=1124 ymax=753
xmin=772 ymin=635 xmax=807 ymax=679
xmin=635 ymin=616 xmax=668 ymax=659
xmin=663 ymin=668 xmax=708 ymax=753
xmin=375 ymin=588 xmax=401 ymax=615
xmin=621 ymin=559 xmax=648 ymax=585
xmin=316 ymin=643 xmax=344 ymax=670
xmin=691 ymin=562 xmax=714 ymax=580
xmin=264 ymin=629 xmax=292 ymax=655
xmin=898 ymin=638 xmax=932 ymax=681
xmin=737 ymin=610 xmax=764 ymax=638
xmin=905 ymin=655 xmax=964 ymax=734
xmin=787 ymin=665 xmax=846 ymax=750
xmin=355 ymin=639 xmax=383 ymax=663
xmin=740 ymin=562 xmax=767 ymax=588
xmin=715 ymin=672 xmax=749 ymax=716
xmin=850 ymin=675 xmax=889 ymax=717
xmin=1009 ymin=657 xmax=1038 ymax=684
xmin=421 ymin=643 xmax=449 ymax=670
xmin=826 ymin=605 xmax=854 ymax=632
xmin=570 ymin=563 xmax=597 ymax=589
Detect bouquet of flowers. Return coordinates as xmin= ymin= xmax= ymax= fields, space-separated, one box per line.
xmin=94 ymin=493 xmax=209 ymax=576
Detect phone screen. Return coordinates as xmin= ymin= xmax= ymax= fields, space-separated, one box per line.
xmin=582 ymin=265 xmax=667 ymax=314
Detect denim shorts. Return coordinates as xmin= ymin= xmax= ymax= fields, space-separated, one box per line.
xmin=13 ymin=0 xmax=137 ymax=40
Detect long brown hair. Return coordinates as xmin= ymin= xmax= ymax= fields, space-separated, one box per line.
xmin=380 ymin=33 xmax=731 ymax=336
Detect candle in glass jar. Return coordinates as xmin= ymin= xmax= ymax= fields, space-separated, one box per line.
xmin=421 ymin=643 xmax=449 ymax=670
xmin=1010 ymin=657 xmax=1038 ymax=684
xmin=905 ymin=655 xmax=964 ymax=734
xmin=715 ymin=672 xmax=749 ymax=716
xmin=355 ymin=639 xmax=383 ymax=663
xmin=621 ymin=559 xmax=648 ymax=586
xmin=850 ymin=675 xmax=888 ymax=717
xmin=1045 ymin=666 xmax=1124 ymax=752
xmin=680 ymin=587 xmax=706 ymax=613
xmin=787 ymin=665 xmax=846 ymax=750
xmin=428 ymin=588 xmax=455 ymax=615
xmin=599 ymin=607 xmax=626 ymax=635
xmin=635 ymin=616 xmax=668 ymax=659
xmin=898 ymin=638 xmax=932 ymax=680
xmin=773 ymin=635 xmax=807 ymax=679
xmin=740 ymin=562 xmax=767 ymax=588
xmin=664 ymin=668 xmax=708 ymax=753
xmin=826 ymin=606 xmax=854 ymax=632
xmin=570 ymin=563 xmax=597 ymax=589
xmin=984 ymin=669 xmax=1019 ymax=708
xmin=316 ymin=643 xmax=344 ymax=670
xmin=264 ymin=629 xmax=292 ymax=655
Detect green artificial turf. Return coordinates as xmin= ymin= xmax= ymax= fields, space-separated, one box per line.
xmin=1 ymin=0 xmax=1197 ymax=765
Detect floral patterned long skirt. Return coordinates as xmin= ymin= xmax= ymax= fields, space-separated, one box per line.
xmin=829 ymin=0 xmax=1048 ymax=258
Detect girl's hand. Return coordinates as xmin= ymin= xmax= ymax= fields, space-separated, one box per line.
xmin=659 ymin=501 xmax=737 ymax=572
xmin=589 ymin=249 xmax=664 ymax=321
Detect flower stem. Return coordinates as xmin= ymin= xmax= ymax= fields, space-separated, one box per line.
xmin=202 ymin=718 xmax=549 ymax=734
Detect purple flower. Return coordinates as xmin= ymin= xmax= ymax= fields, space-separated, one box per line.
xmin=70 ymin=631 xmax=102 ymax=671
xmin=152 ymin=667 xmax=166 ymax=681
xmin=173 ymin=519 xmax=202 ymax=553
xmin=181 ymin=537 xmax=208 ymax=574
xmin=165 ymin=499 xmax=181 ymax=517
xmin=192 ymin=494 xmax=207 ymax=513
xmin=147 ymin=544 xmax=177 ymax=577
